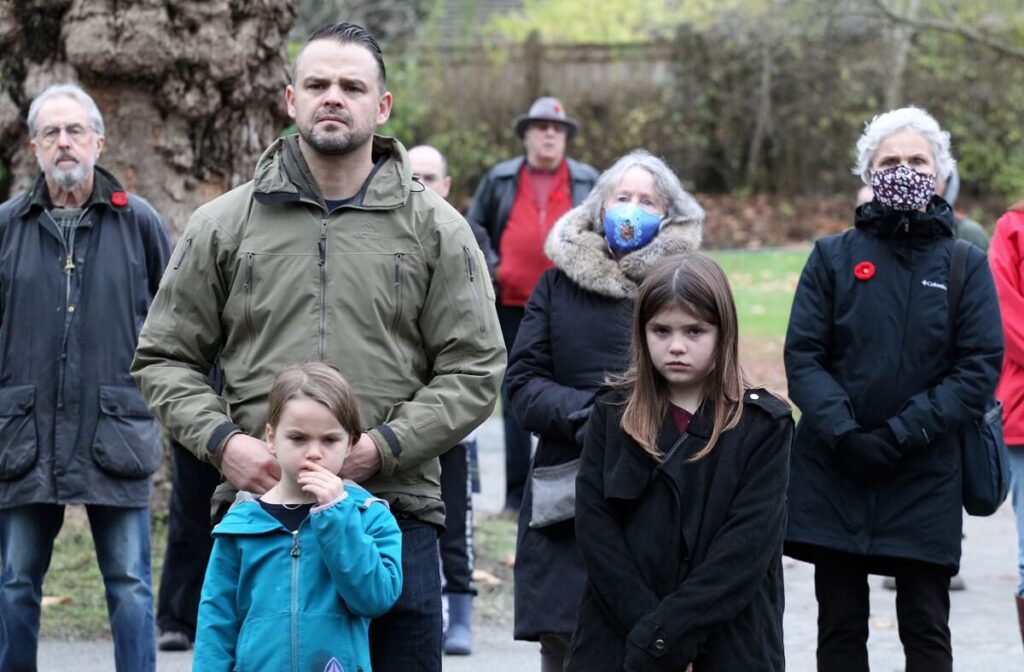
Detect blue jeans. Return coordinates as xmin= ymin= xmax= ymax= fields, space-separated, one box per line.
xmin=370 ymin=520 xmax=442 ymax=671
xmin=0 ymin=504 xmax=155 ymax=672
xmin=1010 ymin=446 xmax=1024 ymax=596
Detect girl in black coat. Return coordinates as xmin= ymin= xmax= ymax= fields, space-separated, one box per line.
xmin=567 ymin=253 xmax=793 ymax=672
xmin=784 ymin=107 xmax=1003 ymax=672
xmin=507 ymin=150 xmax=703 ymax=672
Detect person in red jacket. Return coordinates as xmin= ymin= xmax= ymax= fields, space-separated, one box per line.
xmin=989 ymin=200 xmax=1024 ymax=651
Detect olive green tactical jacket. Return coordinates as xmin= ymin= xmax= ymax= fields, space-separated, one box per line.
xmin=132 ymin=135 xmax=505 ymax=526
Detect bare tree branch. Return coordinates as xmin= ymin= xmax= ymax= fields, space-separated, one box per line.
xmin=868 ymin=0 xmax=1024 ymax=60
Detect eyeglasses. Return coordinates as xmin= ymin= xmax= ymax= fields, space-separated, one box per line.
xmin=34 ymin=123 xmax=94 ymax=146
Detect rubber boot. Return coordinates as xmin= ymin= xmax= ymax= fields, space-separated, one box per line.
xmin=444 ymin=593 xmax=473 ymax=655
xmin=1016 ymin=593 xmax=1024 ymax=653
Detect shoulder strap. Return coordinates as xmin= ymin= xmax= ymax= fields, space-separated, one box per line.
xmin=947 ymin=239 xmax=971 ymax=348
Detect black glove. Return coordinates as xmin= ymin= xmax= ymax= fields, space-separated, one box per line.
xmin=869 ymin=425 xmax=900 ymax=451
xmin=568 ymin=405 xmax=593 ymax=448
xmin=835 ymin=431 xmax=900 ymax=483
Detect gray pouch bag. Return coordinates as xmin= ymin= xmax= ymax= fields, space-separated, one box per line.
xmin=528 ymin=458 xmax=581 ymax=529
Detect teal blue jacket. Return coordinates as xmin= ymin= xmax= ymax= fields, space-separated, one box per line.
xmin=193 ymin=484 xmax=403 ymax=672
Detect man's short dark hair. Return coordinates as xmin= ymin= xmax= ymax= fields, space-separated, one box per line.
xmin=297 ymin=22 xmax=387 ymax=92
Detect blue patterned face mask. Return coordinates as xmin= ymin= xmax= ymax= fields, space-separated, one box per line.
xmin=603 ymin=204 xmax=662 ymax=255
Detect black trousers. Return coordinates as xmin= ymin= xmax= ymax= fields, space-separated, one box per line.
xmin=497 ymin=304 xmax=532 ymax=510
xmin=439 ymin=441 xmax=475 ymax=594
xmin=155 ymin=441 xmax=221 ymax=638
xmin=814 ymin=553 xmax=952 ymax=672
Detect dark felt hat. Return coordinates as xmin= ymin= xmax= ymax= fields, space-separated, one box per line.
xmin=514 ymin=97 xmax=578 ymax=139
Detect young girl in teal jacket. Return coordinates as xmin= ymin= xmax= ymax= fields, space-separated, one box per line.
xmin=193 ymin=363 xmax=403 ymax=672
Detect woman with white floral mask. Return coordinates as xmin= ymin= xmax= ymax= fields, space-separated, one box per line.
xmin=783 ymin=107 xmax=1004 ymax=671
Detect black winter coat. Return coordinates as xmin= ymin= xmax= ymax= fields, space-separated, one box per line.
xmin=567 ymin=389 xmax=792 ymax=672
xmin=0 ymin=168 xmax=171 ymax=508
xmin=784 ymin=197 xmax=1003 ymax=572
xmin=507 ymin=267 xmax=633 ymax=640
xmin=506 ymin=204 xmax=703 ymax=640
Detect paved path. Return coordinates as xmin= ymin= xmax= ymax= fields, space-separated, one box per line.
xmin=39 ymin=416 xmax=1024 ymax=670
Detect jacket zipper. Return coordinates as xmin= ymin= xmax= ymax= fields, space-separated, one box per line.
xmin=173 ymin=236 xmax=192 ymax=269
xmin=390 ymin=253 xmax=408 ymax=364
xmin=242 ymin=252 xmax=256 ymax=363
xmin=463 ymin=245 xmax=487 ymax=335
xmin=45 ymin=209 xmax=85 ymax=412
xmin=318 ymin=218 xmax=328 ymax=360
xmin=657 ymin=433 xmax=691 ymax=581
xmin=290 ymin=530 xmax=301 ymax=672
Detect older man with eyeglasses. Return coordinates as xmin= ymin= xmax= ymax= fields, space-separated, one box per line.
xmin=0 ymin=83 xmax=171 ymax=672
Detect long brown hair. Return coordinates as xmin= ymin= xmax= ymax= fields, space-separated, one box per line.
xmin=612 ymin=253 xmax=746 ymax=461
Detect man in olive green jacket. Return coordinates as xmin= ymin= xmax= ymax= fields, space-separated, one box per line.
xmin=132 ymin=23 xmax=504 ymax=671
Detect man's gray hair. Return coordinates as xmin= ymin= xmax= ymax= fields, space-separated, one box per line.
xmin=26 ymin=83 xmax=105 ymax=138
xmin=581 ymin=149 xmax=705 ymax=227
xmin=853 ymin=106 xmax=954 ymax=185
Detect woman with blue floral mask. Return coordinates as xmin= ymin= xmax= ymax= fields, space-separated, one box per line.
xmin=505 ymin=149 xmax=702 ymax=672
xmin=784 ymin=107 xmax=1003 ymax=671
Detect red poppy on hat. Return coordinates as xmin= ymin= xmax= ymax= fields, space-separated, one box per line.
xmin=110 ymin=191 xmax=128 ymax=207
xmin=854 ymin=261 xmax=875 ymax=281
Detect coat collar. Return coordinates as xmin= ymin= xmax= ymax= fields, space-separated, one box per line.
xmin=252 ymin=133 xmax=412 ymax=210
xmin=854 ymin=195 xmax=955 ymax=242
xmin=544 ymin=205 xmax=703 ymax=300
xmin=15 ymin=165 xmax=128 ymax=218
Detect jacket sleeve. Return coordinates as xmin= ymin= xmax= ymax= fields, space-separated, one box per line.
xmin=784 ymin=241 xmax=860 ymax=446
xmin=466 ymin=170 xmax=499 ymax=243
xmin=990 ymin=213 xmax=1024 ymax=366
xmin=506 ymin=272 xmax=593 ymax=443
xmin=574 ymin=398 xmax=661 ymax=637
xmin=193 ymin=536 xmax=241 ymax=671
xmin=311 ymin=495 xmax=404 ymax=618
xmin=134 ymin=199 xmax=172 ymax=298
xmin=131 ymin=209 xmax=237 ymax=464
xmin=623 ymin=415 xmax=793 ymax=671
xmin=368 ymin=216 xmax=506 ymax=477
xmin=886 ymin=247 xmax=1004 ymax=449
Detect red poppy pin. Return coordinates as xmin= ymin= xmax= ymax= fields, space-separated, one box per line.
xmin=110 ymin=191 xmax=128 ymax=207
xmin=854 ymin=261 xmax=875 ymax=281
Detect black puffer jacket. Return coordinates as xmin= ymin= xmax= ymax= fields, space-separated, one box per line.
xmin=0 ymin=167 xmax=171 ymax=508
xmin=507 ymin=203 xmax=702 ymax=640
xmin=567 ymin=388 xmax=792 ymax=672
xmin=784 ymin=197 xmax=1003 ymax=571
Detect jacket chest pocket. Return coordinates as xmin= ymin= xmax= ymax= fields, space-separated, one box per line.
xmin=91 ymin=385 xmax=160 ymax=479
xmin=0 ymin=385 xmax=38 ymax=480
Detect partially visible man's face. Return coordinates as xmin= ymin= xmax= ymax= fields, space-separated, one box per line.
xmin=523 ymin=120 xmax=567 ymax=169
xmin=408 ymin=146 xmax=451 ymax=198
xmin=286 ymin=39 xmax=393 ymax=158
xmin=31 ymin=96 xmax=103 ymax=191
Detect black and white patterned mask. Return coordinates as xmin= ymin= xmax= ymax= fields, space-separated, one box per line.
xmin=870 ymin=165 xmax=936 ymax=211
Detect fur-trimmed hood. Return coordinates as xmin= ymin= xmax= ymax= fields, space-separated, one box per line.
xmin=544 ymin=205 xmax=703 ymax=300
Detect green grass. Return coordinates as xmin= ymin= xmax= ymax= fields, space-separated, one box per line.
xmin=709 ymin=247 xmax=810 ymax=341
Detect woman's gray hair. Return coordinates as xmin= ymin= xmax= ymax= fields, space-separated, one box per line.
xmin=853 ymin=106 xmax=954 ymax=185
xmin=582 ymin=149 xmax=704 ymax=228
xmin=26 ymin=83 xmax=105 ymax=138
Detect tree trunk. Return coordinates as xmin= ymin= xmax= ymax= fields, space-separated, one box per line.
xmin=0 ymin=0 xmax=297 ymax=239
xmin=883 ymin=0 xmax=921 ymax=109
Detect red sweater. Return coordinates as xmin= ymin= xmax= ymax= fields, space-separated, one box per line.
xmin=496 ymin=161 xmax=571 ymax=306
xmin=990 ymin=209 xmax=1024 ymax=444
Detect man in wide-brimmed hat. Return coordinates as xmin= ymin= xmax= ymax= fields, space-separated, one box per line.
xmin=467 ymin=97 xmax=598 ymax=515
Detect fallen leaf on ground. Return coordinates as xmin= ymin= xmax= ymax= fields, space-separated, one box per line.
xmin=472 ymin=568 xmax=503 ymax=586
xmin=42 ymin=596 xmax=72 ymax=607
